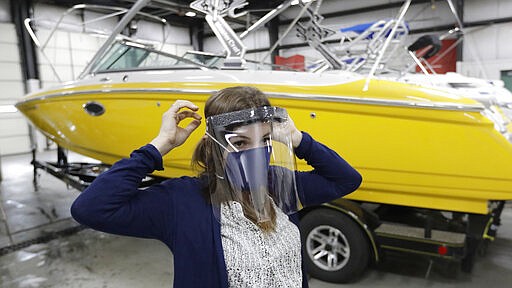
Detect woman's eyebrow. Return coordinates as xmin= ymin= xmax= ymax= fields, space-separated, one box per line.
xmin=229 ymin=135 xmax=250 ymax=140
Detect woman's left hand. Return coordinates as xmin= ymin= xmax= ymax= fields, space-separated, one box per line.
xmin=272 ymin=116 xmax=303 ymax=148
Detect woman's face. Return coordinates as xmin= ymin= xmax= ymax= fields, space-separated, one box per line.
xmin=224 ymin=122 xmax=271 ymax=152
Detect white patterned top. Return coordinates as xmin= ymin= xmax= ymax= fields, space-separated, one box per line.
xmin=220 ymin=201 xmax=302 ymax=288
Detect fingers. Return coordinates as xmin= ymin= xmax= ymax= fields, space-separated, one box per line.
xmin=166 ymin=100 xmax=201 ymax=125
xmin=171 ymin=101 xmax=202 ymax=137
xmin=169 ymin=100 xmax=198 ymax=113
xmin=183 ymin=119 xmax=201 ymax=135
xmin=175 ymin=110 xmax=202 ymax=123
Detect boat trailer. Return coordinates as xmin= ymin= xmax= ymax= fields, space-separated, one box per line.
xmin=31 ymin=146 xmax=164 ymax=191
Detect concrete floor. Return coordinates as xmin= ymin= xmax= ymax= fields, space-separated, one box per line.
xmin=1 ymin=150 xmax=512 ymax=287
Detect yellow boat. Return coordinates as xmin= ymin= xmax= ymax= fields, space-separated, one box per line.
xmin=16 ymin=53 xmax=512 ymax=216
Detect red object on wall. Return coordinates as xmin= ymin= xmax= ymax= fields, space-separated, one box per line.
xmin=275 ymin=54 xmax=305 ymax=71
xmin=415 ymin=39 xmax=457 ymax=74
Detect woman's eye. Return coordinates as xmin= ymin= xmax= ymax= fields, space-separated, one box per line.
xmin=233 ymin=141 xmax=245 ymax=148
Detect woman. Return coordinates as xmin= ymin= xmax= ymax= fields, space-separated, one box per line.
xmin=71 ymin=86 xmax=362 ymax=288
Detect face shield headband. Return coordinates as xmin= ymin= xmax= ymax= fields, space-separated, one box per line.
xmin=206 ymin=106 xmax=288 ymax=149
xmin=205 ymin=106 xmax=299 ymax=223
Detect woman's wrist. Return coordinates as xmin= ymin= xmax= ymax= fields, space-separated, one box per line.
xmin=149 ymin=137 xmax=174 ymax=156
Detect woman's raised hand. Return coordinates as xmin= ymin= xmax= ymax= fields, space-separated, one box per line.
xmin=272 ymin=115 xmax=303 ymax=148
xmin=150 ymin=100 xmax=202 ymax=156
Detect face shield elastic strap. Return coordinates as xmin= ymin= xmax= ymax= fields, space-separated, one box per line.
xmin=205 ymin=131 xmax=250 ymax=153
xmin=204 ymin=131 xmax=228 ymax=180
xmin=205 ymin=131 xmax=231 ymax=152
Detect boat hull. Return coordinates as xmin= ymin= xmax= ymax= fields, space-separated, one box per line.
xmin=16 ymin=72 xmax=512 ymax=215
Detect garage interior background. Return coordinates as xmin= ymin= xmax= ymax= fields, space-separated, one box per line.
xmin=0 ymin=0 xmax=512 ymax=157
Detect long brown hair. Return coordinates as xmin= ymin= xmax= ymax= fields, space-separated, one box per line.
xmin=192 ymin=86 xmax=277 ymax=232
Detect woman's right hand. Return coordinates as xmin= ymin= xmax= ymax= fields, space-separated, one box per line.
xmin=150 ymin=100 xmax=202 ymax=156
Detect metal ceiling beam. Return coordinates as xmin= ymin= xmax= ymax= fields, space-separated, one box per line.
xmin=409 ymin=16 xmax=512 ymax=34
xmin=162 ymin=14 xmax=203 ymax=27
xmin=137 ymin=0 xmax=247 ymax=25
xmin=279 ymin=0 xmax=432 ymax=25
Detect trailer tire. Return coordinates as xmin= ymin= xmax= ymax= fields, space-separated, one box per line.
xmin=300 ymin=208 xmax=369 ymax=283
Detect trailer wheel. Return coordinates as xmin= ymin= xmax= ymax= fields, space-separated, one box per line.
xmin=300 ymin=208 xmax=370 ymax=283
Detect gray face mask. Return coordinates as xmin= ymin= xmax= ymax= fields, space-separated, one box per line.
xmin=225 ymin=146 xmax=271 ymax=192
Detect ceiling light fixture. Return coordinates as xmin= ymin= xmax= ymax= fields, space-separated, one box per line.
xmin=291 ymin=0 xmax=313 ymax=5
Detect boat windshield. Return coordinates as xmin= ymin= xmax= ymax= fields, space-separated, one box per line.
xmin=448 ymin=82 xmax=478 ymax=89
xmin=180 ymin=52 xmax=224 ymax=68
xmin=92 ymin=42 xmax=295 ymax=73
xmin=93 ymin=41 xmax=207 ymax=73
xmin=180 ymin=51 xmax=298 ymax=71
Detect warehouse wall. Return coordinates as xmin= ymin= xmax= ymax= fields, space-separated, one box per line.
xmin=458 ymin=0 xmax=512 ymax=79
xmin=0 ymin=23 xmax=31 ymax=155
xmin=0 ymin=0 xmax=31 ymax=156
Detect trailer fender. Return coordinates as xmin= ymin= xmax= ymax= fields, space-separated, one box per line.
xmin=299 ymin=199 xmax=381 ymax=263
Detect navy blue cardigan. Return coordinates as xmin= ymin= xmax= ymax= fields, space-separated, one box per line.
xmin=71 ymin=132 xmax=362 ymax=288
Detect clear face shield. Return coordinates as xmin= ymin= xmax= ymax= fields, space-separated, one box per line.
xmin=206 ymin=106 xmax=299 ymax=223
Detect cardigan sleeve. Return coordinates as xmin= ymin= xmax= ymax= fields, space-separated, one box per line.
xmin=294 ymin=132 xmax=362 ymax=206
xmin=70 ymin=144 xmax=174 ymax=242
